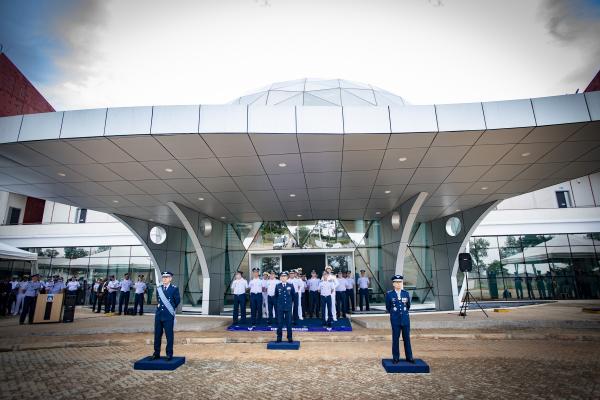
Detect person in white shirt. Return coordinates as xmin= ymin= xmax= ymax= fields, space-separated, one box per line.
xmin=307 ymin=270 xmax=321 ymax=318
xmin=90 ymin=279 xmax=100 ymax=310
xmin=8 ymin=276 xmax=19 ymax=315
xmin=319 ymin=271 xmax=335 ymax=327
xmin=344 ymin=271 xmax=356 ymax=312
xmin=289 ymin=270 xmax=303 ymax=324
xmin=261 ymin=271 xmax=269 ymax=319
xmin=230 ymin=270 xmax=248 ymax=324
xmin=66 ymin=277 xmax=81 ymax=299
xmin=248 ymin=268 xmax=264 ymax=327
xmin=105 ymin=275 xmax=120 ymax=314
xmin=335 ymin=271 xmax=347 ymax=319
xmin=118 ymin=273 xmax=133 ymax=315
xmin=357 ymin=269 xmax=370 ymax=311
xmin=325 ymin=265 xmax=338 ymax=321
xmin=12 ymin=277 xmax=26 ymax=316
xmin=133 ymin=275 xmax=147 ymax=316
xmin=266 ymin=271 xmax=280 ymax=324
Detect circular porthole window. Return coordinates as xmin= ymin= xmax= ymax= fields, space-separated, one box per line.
xmin=445 ymin=217 xmax=462 ymax=237
xmin=149 ymin=226 xmax=167 ymax=244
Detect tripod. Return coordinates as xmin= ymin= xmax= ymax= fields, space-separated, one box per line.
xmin=459 ymin=271 xmax=488 ymax=318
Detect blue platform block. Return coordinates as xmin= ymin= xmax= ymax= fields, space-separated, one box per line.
xmin=381 ymin=358 xmax=429 ymax=373
xmin=267 ymin=341 xmax=300 ymax=350
xmin=133 ymin=356 xmax=186 ymax=370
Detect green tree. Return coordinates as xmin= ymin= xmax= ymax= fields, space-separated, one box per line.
xmin=261 ymin=257 xmax=279 ymax=272
xmin=64 ymin=247 xmax=89 ymax=259
xmin=469 ymin=238 xmax=490 ymax=271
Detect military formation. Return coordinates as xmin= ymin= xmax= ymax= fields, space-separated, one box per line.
xmin=230 ymin=266 xmax=368 ymax=329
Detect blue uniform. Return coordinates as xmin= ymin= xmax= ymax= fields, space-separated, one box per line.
xmin=153 ymin=284 xmax=180 ymax=358
xmin=385 ymin=289 xmax=413 ymax=362
xmin=274 ymin=282 xmax=295 ymax=341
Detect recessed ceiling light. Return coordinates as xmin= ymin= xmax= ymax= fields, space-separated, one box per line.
xmin=398 ymin=157 xmax=407 ymax=162
xmin=289 ymin=193 xmax=296 ymax=198
xmin=220 ymin=216 xmax=226 ymax=219
xmin=164 ymin=168 xmax=174 ymax=173
xmin=296 ymin=214 xmax=302 ymax=217
xmin=57 ymin=172 xmax=66 ymax=177
xmin=481 ymin=186 xmax=488 ymax=190
xmin=112 ymin=200 xmax=119 ymax=203
xmin=278 ymin=162 xmax=287 ymax=167
xmin=521 ymin=152 xmax=531 ymax=157
xmin=384 ymin=190 xmax=391 ymax=194
xmin=375 ymin=211 xmax=381 ymax=215
xmin=198 ymin=197 xmax=204 ymax=201
xmin=149 ymin=218 xmax=154 ymax=222
xmin=455 ymin=209 xmax=461 ymax=212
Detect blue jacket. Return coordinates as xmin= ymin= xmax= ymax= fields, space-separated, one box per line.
xmin=156 ymin=284 xmax=180 ymax=320
xmin=385 ymin=289 xmax=411 ymax=326
xmin=274 ymin=282 xmax=295 ymax=312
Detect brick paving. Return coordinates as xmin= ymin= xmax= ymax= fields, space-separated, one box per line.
xmin=1 ymin=338 xmax=599 ymax=400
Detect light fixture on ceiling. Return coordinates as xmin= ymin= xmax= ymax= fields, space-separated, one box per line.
xmin=297 ymin=214 xmax=302 ymax=217
xmin=198 ymin=197 xmax=204 ymax=201
xmin=164 ymin=168 xmax=174 ymax=173
xmin=278 ymin=162 xmax=287 ymax=168
xmin=375 ymin=211 xmax=381 ymax=215
xmin=398 ymin=157 xmax=407 ymax=162
xmin=481 ymin=186 xmax=488 ymax=190
xmin=289 ymin=193 xmax=296 ymax=198
xmin=57 ymin=172 xmax=66 ymax=177
xmin=112 ymin=200 xmax=119 ymax=203
xmin=521 ymin=152 xmax=531 ymax=157
xmin=149 ymin=218 xmax=154 ymax=222
xmin=455 ymin=209 xmax=461 ymax=212
xmin=384 ymin=190 xmax=391 ymax=194
xmin=220 ymin=216 xmax=226 ymax=220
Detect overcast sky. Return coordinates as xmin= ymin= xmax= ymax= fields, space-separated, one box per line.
xmin=1 ymin=0 xmax=599 ymax=111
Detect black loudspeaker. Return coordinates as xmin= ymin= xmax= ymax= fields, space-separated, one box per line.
xmin=458 ymin=253 xmax=473 ymax=273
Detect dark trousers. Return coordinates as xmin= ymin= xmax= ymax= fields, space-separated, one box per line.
xmin=392 ymin=323 xmax=413 ymax=361
xmin=515 ymin=284 xmax=523 ymax=299
xmin=94 ymin=294 xmax=103 ymax=312
xmin=19 ymin=296 xmax=36 ymax=324
xmin=105 ymin=291 xmax=117 ymax=313
xmin=321 ymin=295 xmax=333 ymax=325
xmin=359 ymin=288 xmax=370 ymax=310
xmin=233 ymin=294 xmax=246 ymax=323
xmin=292 ymin=293 xmax=299 ymax=323
xmin=346 ymin=288 xmax=355 ymax=311
xmin=250 ymin=292 xmax=262 ymax=325
xmin=118 ymin=291 xmax=131 ymax=314
xmin=335 ymin=290 xmax=347 ymax=317
xmin=154 ymin=316 xmax=174 ymax=358
xmin=276 ymin=309 xmax=292 ymax=341
xmin=309 ymin=291 xmax=320 ymax=317
xmin=89 ymin=292 xmax=97 ymax=308
xmin=134 ymin=293 xmax=144 ymax=315
xmin=267 ymin=295 xmax=276 ymax=323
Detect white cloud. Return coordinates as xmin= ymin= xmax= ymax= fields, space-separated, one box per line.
xmin=37 ymin=0 xmax=599 ymax=111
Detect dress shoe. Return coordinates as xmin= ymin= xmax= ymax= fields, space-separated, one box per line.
xmin=407 ymin=358 xmax=415 ymax=364
xmin=393 ymin=359 xmax=400 ymax=364
xmin=276 ymin=338 xmax=282 ymax=342
xmin=150 ymin=354 xmax=160 ymax=360
xmin=167 ymin=356 xmax=173 ymax=361
xmin=288 ymin=339 xmax=294 ymax=343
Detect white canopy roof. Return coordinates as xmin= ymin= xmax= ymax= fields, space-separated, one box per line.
xmin=0 ymin=241 xmax=37 ymax=261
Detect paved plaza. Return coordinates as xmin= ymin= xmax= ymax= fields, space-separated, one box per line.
xmin=0 ymin=301 xmax=599 ymax=399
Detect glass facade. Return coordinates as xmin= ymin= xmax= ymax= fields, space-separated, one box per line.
xmin=467 ymin=233 xmax=600 ymax=300
xmin=213 ymin=219 xmax=435 ymax=308
xmin=0 ymin=245 xmax=158 ymax=305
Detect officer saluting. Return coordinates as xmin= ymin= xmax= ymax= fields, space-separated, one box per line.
xmin=385 ymin=274 xmax=414 ymax=364
xmin=151 ymin=271 xmax=180 ymax=361
xmin=274 ymin=271 xmax=296 ymax=343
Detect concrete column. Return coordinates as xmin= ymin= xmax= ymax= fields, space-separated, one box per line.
xmin=428 ymin=201 xmax=501 ymax=311
xmin=166 ymin=202 xmax=226 ymax=315
xmin=113 ymin=214 xmax=188 ymax=312
xmin=379 ymin=192 xmax=428 ymax=291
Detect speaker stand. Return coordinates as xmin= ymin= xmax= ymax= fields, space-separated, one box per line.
xmin=459 ymin=272 xmax=488 ymax=318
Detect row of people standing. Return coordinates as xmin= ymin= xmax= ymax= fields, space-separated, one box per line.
xmin=91 ymin=274 xmax=148 ymax=315
xmin=230 ymin=266 xmax=372 ymax=327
